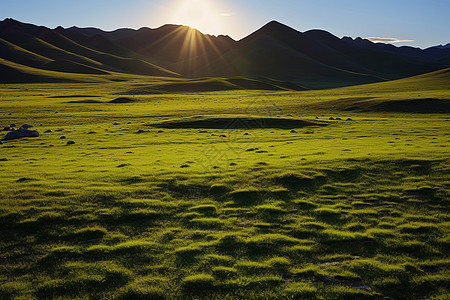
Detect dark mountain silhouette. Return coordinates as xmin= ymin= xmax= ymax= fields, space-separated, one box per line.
xmin=429 ymin=43 xmax=450 ymax=50
xmin=0 ymin=18 xmax=449 ymax=88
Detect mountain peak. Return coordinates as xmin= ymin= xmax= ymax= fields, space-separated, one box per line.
xmin=2 ymin=18 xmax=17 ymax=23
xmin=241 ymin=20 xmax=301 ymax=42
xmin=260 ymin=20 xmax=298 ymax=32
xmin=302 ymin=29 xmax=340 ymax=42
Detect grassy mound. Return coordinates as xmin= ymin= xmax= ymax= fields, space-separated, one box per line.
xmin=109 ymin=97 xmax=136 ymax=103
xmin=314 ymin=97 xmax=450 ymax=113
xmin=67 ymin=99 xmax=103 ymax=103
xmin=149 ymin=116 xmax=328 ymax=129
xmin=124 ymin=77 xmax=305 ymax=94
xmin=371 ymin=98 xmax=450 ymax=113
xmin=47 ymin=95 xmax=101 ymax=98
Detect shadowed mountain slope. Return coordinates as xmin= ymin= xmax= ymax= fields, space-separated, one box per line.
xmin=194 ymin=21 xmax=444 ymax=87
xmin=0 ymin=19 xmax=179 ymax=77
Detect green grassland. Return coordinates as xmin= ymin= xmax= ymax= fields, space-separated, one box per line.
xmin=0 ymin=69 xmax=449 ymax=299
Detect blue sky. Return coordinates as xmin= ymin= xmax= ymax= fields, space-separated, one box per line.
xmin=1 ymin=0 xmax=449 ymax=48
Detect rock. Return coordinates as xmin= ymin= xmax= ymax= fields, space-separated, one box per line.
xmin=113 ymin=122 xmax=119 ymax=125
xmin=180 ymin=164 xmax=190 ymax=168
xmin=8 ymin=113 xmax=11 ymax=115
xmin=290 ymin=130 xmax=297 ymax=133
xmin=17 ymin=177 xmax=33 ymax=183
xmin=3 ymin=127 xmax=10 ymax=131
xmin=0 ymin=158 xmax=7 ymax=161
xmin=60 ymin=136 xmax=66 ymax=139
xmin=347 ymin=118 xmax=353 ymax=121
xmin=67 ymin=141 xmax=75 ymax=145
xmin=230 ymin=162 xmax=237 ymax=166
xmin=219 ymin=135 xmax=227 ymax=137
xmin=158 ymin=130 xmax=164 ymax=133
xmin=213 ymin=166 xmax=220 ymax=169
xmin=44 ymin=130 xmax=52 ymax=133
xmin=329 ymin=117 xmax=335 ymax=120
xmin=244 ymin=133 xmax=249 ymax=135
xmin=315 ymin=116 xmax=319 ymax=119
xmin=127 ymin=122 xmax=131 ymax=124
xmin=4 ymin=129 xmax=39 ymax=140
xmin=10 ymin=123 xmax=16 ymax=127
xmin=335 ymin=117 xmax=342 ymax=120
xmin=19 ymin=124 xmax=33 ymax=130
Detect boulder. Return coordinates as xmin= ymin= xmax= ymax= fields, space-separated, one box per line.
xmin=3 ymin=127 xmax=10 ymax=131
xmin=67 ymin=141 xmax=75 ymax=145
xmin=335 ymin=117 xmax=342 ymax=120
xmin=4 ymin=129 xmax=39 ymax=140
xmin=19 ymin=124 xmax=33 ymax=130
xmin=290 ymin=130 xmax=297 ymax=133
xmin=60 ymin=136 xmax=66 ymax=139
xmin=347 ymin=118 xmax=353 ymax=121
xmin=10 ymin=123 xmax=16 ymax=127
xmin=44 ymin=130 xmax=52 ymax=133
xmin=113 ymin=122 xmax=119 ymax=125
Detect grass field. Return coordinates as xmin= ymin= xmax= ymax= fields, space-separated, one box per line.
xmin=0 ymin=69 xmax=449 ymax=299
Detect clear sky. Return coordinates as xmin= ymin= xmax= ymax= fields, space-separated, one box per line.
xmin=1 ymin=0 xmax=449 ymax=48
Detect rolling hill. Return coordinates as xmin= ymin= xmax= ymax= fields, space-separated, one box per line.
xmin=0 ymin=18 xmax=449 ymax=88
xmin=122 ymin=77 xmax=307 ymax=94
xmin=306 ymin=67 xmax=450 ymax=113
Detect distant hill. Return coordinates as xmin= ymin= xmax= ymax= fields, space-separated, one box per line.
xmin=0 ymin=18 xmax=449 ymax=88
xmin=122 ymin=77 xmax=307 ymax=94
xmin=308 ymin=67 xmax=450 ymax=113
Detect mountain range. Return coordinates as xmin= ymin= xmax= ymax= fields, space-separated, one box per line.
xmin=1 ymin=18 xmax=449 ymax=89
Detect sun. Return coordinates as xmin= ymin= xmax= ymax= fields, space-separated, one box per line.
xmin=169 ymin=0 xmax=228 ymax=35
